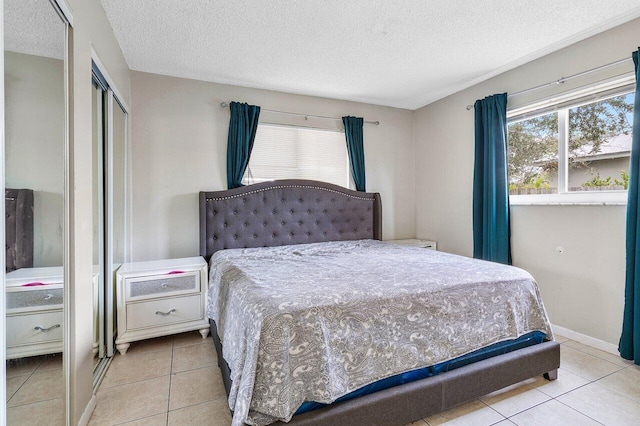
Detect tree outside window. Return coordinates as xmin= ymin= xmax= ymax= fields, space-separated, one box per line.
xmin=507 ymin=92 xmax=634 ymax=195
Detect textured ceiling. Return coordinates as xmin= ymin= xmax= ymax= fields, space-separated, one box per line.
xmin=101 ymin=0 xmax=640 ymax=110
xmin=4 ymin=0 xmax=65 ymax=60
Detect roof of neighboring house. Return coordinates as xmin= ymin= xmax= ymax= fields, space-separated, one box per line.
xmin=572 ymin=133 xmax=631 ymax=162
xmin=534 ymin=133 xmax=631 ymax=165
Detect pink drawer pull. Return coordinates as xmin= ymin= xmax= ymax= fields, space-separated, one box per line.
xmin=22 ymin=282 xmax=46 ymax=287
xmin=166 ymin=270 xmax=184 ymax=275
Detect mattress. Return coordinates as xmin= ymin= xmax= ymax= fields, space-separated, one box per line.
xmin=207 ymin=239 xmax=553 ymax=426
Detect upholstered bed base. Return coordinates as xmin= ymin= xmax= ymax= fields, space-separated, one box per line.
xmin=210 ymin=319 xmax=560 ymax=426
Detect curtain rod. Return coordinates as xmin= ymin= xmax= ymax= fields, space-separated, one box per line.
xmin=465 ymin=56 xmax=633 ymax=110
xmin=220 ymin=102 xmax=380 ymax=125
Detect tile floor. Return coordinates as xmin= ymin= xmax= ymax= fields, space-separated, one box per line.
xmin=9 ymin=332 xmax=640 ymax=425
xmin=6 ymin=352 xmax=64 ymax=425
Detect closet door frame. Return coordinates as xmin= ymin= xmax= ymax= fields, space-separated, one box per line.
xmin=91 ymin=52 xmax=130 ymax=375
xmin=92 ymin=74 xmax=106 ymax=366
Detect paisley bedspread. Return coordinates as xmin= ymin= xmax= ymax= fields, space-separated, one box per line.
xmin=207 ymin=239 xmax=553 ymax=426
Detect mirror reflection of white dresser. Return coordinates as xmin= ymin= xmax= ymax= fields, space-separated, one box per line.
xmin=5 ymin=266 xmax=99 ymax=359
xmin=6 ymin=267 xmax=63 ymax=359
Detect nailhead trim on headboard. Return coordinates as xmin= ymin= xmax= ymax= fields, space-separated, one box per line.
xmin=206 ymin=184 xmax=375 ymax=202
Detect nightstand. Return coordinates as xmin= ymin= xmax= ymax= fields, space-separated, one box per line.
xmin=6 ymin=267 xmax=64 ymax=359
xmin=115 ymin=257 xmax=209 ymax=355
xmin=6 ymin=266 xmax=99 ymax=359
xmin=388 ymin=239 xmax=437 ymax=250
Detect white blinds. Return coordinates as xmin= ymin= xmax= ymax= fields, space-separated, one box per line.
xmin=243 ymin=124 xmax=350 ymax=188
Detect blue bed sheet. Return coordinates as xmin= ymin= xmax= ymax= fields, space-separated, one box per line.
xmin=296 ymin=331 xmax=547 ymax=415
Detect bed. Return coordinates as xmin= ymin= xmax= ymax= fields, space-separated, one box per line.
xmin=199 ymin=179 xmax=559 ymax=426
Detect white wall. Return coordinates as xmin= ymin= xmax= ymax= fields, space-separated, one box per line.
xmin=66 ymin=0 xmax=131 ymax=422
xmin=130 ymin=71 xmax=415 ymax=261
xmin=4 ymin=52 xmax=64 ymax=267
xmin=414 ymin=17 xmax=640 ymax=346
xmin=511 ymin=205 xmax=626 ymax=344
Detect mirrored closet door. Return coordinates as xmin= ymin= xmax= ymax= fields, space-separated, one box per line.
xmin=92 ymin=62 xmax=128 ymax=386
xmin=4 ymin=0 xmax=69 ymax=423
xmin=93 ymin=76 xmax=106 ymax=369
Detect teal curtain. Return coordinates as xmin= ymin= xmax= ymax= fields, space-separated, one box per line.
xmin=226 ymin=102 xmax=261 ymax=189
xmin=620 ymin=49 xmax=640 ymax=365
xmin=343 ymin=116 xmax=366 ymax=191
xmin=473 ymin=93 xmax=511 ymax=265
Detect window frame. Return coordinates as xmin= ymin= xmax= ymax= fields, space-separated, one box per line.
xmin=507 ymin=76 xmax=635 ymax=206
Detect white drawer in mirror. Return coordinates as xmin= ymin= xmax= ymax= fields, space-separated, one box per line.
xmin=7 ymin=311 xmax=64 ymax=347
xmin=5 ymin=266 xmax=65 ymax=314
xmin=7 ymin=287 xmax=64 ymax=312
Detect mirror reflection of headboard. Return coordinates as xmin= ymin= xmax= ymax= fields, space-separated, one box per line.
xmin=5 ymin=188 xmax=34 ymax=272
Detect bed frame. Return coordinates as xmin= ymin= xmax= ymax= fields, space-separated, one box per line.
xmin=200 ymin=179 xmax=559 ymax=426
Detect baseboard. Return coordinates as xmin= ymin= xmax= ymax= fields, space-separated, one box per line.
xmin=78 ymin=394 xmax=97 ymax=426
xmin=551 ymin=323 xmax=618 ymax=355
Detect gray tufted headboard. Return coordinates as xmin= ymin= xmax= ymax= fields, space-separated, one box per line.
xmin=199 ymin=180 xmax=382 ymax=261
xmin=5 ymin=188 xmax=34 ymax=272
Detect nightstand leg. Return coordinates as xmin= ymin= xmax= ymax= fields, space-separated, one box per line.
xmin=116 ymin=342 xmax=130 ymax=355
xmin=199 ymin=328 xmax=210 ymax=339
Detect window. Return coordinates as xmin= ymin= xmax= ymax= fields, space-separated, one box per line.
xmin=243 ymin=124 xmax=350 ymax=188
xmin=507 ymin=80 xmax=634 ymax=204
xmin=508 ymin=112 xmax=559 ymax=195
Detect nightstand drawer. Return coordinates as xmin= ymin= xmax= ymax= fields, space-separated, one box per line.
xmin=126 ymin=294 xmax=203 ymax=330
xmin=7 ymin=287 xmax=64 ymax=312
xmin=126 ymin=271 xmax=200 ymax=301
xmin=7 ymin=311 xmax=63 ymax=347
